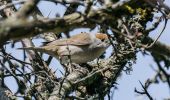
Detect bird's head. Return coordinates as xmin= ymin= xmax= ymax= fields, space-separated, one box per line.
xmin=95 ymin=33 xmax=110 ymax=47
xmin=95 ymin=33 xmax=108 ymax=42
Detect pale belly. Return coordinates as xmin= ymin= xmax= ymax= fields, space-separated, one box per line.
xmin=58 ymin=45 xmax=106 ymax=64
xmin=69 ymin=47 xmax=105 ymax=64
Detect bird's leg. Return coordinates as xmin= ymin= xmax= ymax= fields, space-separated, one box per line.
xmin=67 ymin=63 xmax=73 ymax=73
xmin=65 ymin=55 xmax=74 ymax=73
xmin=59 ymin=56 xmax=73 ymax=73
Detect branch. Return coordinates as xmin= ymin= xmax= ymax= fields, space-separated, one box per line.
xmin=0 ymin=78 xmax=15 ymax=100
xmin=15 ymin=0 xmax=40 ymax=18
xmin=48 ymin=48 xmax=135 ymax=99
xmin=147 ymin=37 xmax=170 ymax=57
xmin=0 ymin=0 xmax=131 ymax=46
xmin=0 ymin=12 xmax=88 ymax=46
xmin=48 ymin=67 xmax=89 ymax=100
xmin=135 ymin=81 xmax=154 ymax=100
xmin=0 ymin=0 xmax=25 ymax=11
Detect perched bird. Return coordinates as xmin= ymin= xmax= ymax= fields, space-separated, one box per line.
xmin=19 ymin=32 xmax=110 ymax=64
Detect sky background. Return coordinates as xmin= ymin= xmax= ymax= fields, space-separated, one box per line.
xmin=3 ymin=0 xmax=170 ymax=100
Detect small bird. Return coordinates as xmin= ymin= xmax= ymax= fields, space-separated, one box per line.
xmin=19 ymin=32 xmax=110 ymax=64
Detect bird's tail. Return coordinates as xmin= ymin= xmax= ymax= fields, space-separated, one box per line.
xmin=18 ymin=46 xmax=56 ymax=58
xmin=18 ymin=47 xmax=46 ymax=53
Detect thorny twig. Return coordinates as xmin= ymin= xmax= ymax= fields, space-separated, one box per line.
xmin=135 ymin=81 xmax=154 ymax=100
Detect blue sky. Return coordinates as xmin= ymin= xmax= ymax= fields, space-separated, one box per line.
xmin=4 ymin=0 xmax=170 ymax=100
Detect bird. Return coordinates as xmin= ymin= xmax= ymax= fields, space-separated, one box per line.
xmin=19 ymin=32 xmax=110 ymax=64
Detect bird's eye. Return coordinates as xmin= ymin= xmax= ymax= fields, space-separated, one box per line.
xmin=101 ymin=39 xmax=105 ymax=42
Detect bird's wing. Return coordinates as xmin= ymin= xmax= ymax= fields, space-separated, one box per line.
xmin=46 ymin=33 xmax=93 ymax=46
